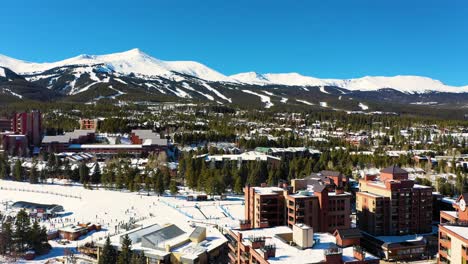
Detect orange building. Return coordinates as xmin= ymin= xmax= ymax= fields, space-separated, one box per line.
xmin=439 ymin=193 xmax=468 ymax=264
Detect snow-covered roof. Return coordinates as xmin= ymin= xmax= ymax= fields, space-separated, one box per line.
xmin=197 ymin=151 xmax=280 ymax=162
xmin=234 ymin=226 xmax=379 ymax=263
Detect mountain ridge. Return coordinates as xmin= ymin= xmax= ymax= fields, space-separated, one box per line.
xmin=1 ymin=49 xmax=468 ymax=94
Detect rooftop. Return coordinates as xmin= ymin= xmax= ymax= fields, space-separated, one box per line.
xmin=381 ymin=165 xmax=408 ymax=174
xmin=442 ymin=225 xmax=468 ymax=240
xmin=234 ymin=226 xmax=378 ymax=264
xmin=253 ymin=186 xmax=285 ymax=195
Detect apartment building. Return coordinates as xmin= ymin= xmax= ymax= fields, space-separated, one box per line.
xmin=244 ymin=175 xmax=352 ymax=233
xmin=439 ymin=193 xmax=468 ymax=264
xmin=356 ymin=165 xmax=433 ymax=236
xmin=244 ymin=185 xmax=286 ymax=229
xmin=12 ymin=110 xmax=42 ymax=146
xmin=224 ymin=224 xmax=379 ymax=264
xmin=79 ymin=118 xmax=99 ymax=130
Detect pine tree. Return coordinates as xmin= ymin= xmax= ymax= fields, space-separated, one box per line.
xmin=91 ymin=162 xmax=102 ymax=185
xmin=99 ymin=236 xmax=117 ymax=264
xmin=14 ymin=159 xmax=23 ymax=181
xmin=63 ymin=160 xmax=71 ymax=180
xmin=29 ymin=162 xmax=38 ymax=184
xmin=170 ymin=180 xmax=178 ymax=195
xmin=79 ymin=163 xmax=90 ymax=184
xmin=154 ymin=171 xmax=164 ymax=195
xmin=30 ymin=220 xmax=44 ymax=253
xmin=0 ymin=221 xmax=13 ymax=254
xmin=234 ymin=175 xmax=243 ymax=194
xmin=117 ymin=234 xmax=132 ymax=264
xmin=14 ymin=209 xmax=31 ymax=252
xmin=0 ymin=160 xmax=8 ymax=179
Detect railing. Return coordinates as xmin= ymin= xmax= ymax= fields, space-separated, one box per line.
xmin=325 ymin=247 xmax=343 ymax=256
xmin=440 ymin=236 xmax=451 ymax=243
xmin=440 ymin=248 xmax=450 ymax=257
xmin=442 ymin=220 xmax=468 ymax=227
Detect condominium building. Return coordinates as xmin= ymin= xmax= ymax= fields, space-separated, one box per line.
xmin=356 ymin=165 xmax=433 ymax=236
xmin=244 ymin=185 xmax=286 ymax=229
xmin=224 ymin=224 xmax=379 ymax=264
xmin=244 ymin=174 xmax=352 ymax=233
xmin=12 ymin=110 xmax=42 ymax=146
xmin=439 ymin=193 xmax=468 ymax=264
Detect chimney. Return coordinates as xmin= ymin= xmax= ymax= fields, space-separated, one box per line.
xmin=249 ymin=236 xmax=266 ymax=249
xmin=324 ymin=247 xmax=343 ymax=263
xmin=293 ymin=224 xmax=314 ymax=249
xmin=353 ymin=246 xmax=366 ymax=261
xmin=239 ymin=220 xmax=251 ymax=230
xmin=261 ymin=244 xmax=276 ymax=260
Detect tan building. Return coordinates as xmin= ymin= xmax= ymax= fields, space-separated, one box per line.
xmin=439 ymin=193 xmax=468 ymax=264
xmin=356 ymin=166 xmax=433 ymax=236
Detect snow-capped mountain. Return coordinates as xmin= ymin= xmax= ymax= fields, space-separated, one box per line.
xmin=0 ymin=48 xmax=233 ymax=83
xmin=1 ymin=49 xmax=468 ymax=117
xmin=1 ymin=49 xmax=468 ymax=94
xmin=231 ymin=72 xmax=468 ymax=94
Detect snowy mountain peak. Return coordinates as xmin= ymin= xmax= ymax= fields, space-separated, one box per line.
xmin=0 ymin=49 xmax=233 ymax=82
xmin=0 ymin=50 xmax=467 ymax=93
xmin=231 ymin=72 xmax=468 ymax=93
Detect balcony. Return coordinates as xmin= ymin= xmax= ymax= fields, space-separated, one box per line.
xmin=439 ymin=258 xmax=449 ymax=264
xmin=439 ymin=247 xmax=451 ymax=257
xmin=228 ymin=252 xmax=237 ymax=262
xmin=440 ymin=236 xmax=451 ymax=244
xmin=228 ymin=242 xmax=237 ymax=252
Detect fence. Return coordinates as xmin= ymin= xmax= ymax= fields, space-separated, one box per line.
xmin=159 ymin=199 xmax=195 ymax=219
xmin=0 ymin=186 xmax=81 ymax=199
xmin=219 ymin=205 xmax=235 ymax=220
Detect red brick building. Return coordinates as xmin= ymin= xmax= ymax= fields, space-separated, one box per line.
xmin=356 ymin=166 xmax=433 ymax=236
xmin=12 ymin=111 xmax=42 ymax=146
xmin=244 ymin=179 xmax=351 ymax=233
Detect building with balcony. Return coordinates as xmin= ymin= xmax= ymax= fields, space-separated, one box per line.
xmin=356 ymin=166 xmax=433 ymax=236
xmin=356 ymin=166 xmax=435 ymax=261
xmin=12 ymin=110 xmax=42 ymax=147
xmin=244 ymin=185 xmax=286 ymax=229
xmin=224 ymin=224 xmax=379 ymax=264
xmin=244 ymin=178 xmax=351 ymax=233
xmin=438 ymin=193 xmax=468 ymax=264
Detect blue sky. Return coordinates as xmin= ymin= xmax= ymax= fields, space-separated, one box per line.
xmin=2 ymin=0 xmax=468 ymax=85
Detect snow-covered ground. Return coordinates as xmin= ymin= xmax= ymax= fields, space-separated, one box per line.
xmin=319 ymin=86 xmax=329 ymax=94
xmin=242 ymin=90 xmax=273 ymax=108
xmin=319 ymin=101 xmax=328 ymax=107
xmin=0 ymin=180 xmax=245 ymax=263
xmin=358 ymin=102 xmax=369 ymax=110
xmin=296 ymin=99 xmax=314 ymax=106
